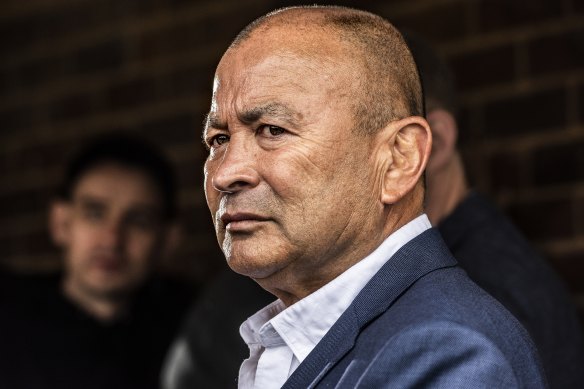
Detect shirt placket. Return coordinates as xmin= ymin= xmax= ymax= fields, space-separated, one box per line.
xmin=253 ymin=323 xmax=293 ymax=389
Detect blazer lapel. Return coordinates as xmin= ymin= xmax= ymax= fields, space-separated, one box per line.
xmin=283 ymin=228 xmax=458 ymax=389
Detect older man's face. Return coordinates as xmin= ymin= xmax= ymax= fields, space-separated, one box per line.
xmin=203 ymin=28 xmax=381 ymax=294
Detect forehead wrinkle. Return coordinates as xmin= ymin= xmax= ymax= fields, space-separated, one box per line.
xmin=238 ymin=102 xmax=303 ymax=125
xmin=202 ymin=102 xmax=303 ymax=139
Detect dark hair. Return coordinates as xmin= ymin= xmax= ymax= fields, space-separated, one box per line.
xmin=59 ymin=133 xmax=177 ymax=220
xmin=402 ymin=31 xmax=458 ymax=116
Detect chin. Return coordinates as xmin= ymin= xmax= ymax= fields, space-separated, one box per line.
xmin=222 ymin=233 xmax=294 ymax=278
xmin=225 ymin=249 xmax=286 ymax=280
xmin=86 ymin=277 xmax=140 ymax=300
xmin=226 ymin=255 xmax=276 ymax=279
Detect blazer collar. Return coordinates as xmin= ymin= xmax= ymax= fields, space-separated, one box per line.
xmin=282 ymin=228 xmax=458 ymax=389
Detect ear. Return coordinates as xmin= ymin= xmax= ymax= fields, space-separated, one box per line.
xmin=426 ymin=108 xmax=458 ymax=173
xmin=378 ymin=116 xmax=432 ymax=205
xmin=160 ymin=223 xmax=182 ymax=261
xmin=49 ymin=200 xmax=72 ymax=247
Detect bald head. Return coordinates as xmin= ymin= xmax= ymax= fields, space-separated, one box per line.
xmin=227 ymin=6 xmax=424 ymax=135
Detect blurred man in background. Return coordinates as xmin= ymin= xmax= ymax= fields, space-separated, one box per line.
xmin=0 ymin=134 xmax=194 ymax=389
xmin=407 ymin=33 xmax=584 ymax=389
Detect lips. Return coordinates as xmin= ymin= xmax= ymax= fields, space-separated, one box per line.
xmin=220 ymin=212 xmax=270 ymax=231
xmin=92 ymin=256 xmax=124 ymax=272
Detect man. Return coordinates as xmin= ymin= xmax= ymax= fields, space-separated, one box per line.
xmin=200 ymin=5 xmax=545 ymax=388
xmin=0 ymin=134 xmax=193 ymax=389
xmin=407 ymin=34 xmax=584 ymax=389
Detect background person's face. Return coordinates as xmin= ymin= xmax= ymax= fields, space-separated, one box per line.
xmin=59 ymin=164 xmax=166 ymax=300
xmin=204 ymin=30 xmax=382 ymax=295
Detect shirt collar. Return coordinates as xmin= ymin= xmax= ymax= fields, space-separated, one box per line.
xmin=241 ymin=214 xmax=431 ymax=363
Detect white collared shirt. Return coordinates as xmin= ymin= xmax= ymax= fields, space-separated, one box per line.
xmin=238 ymin=214 xmax=432 ymax=389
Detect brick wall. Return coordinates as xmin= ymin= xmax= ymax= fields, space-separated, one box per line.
xmin=1 ymin=0 xmax=583 ymax=318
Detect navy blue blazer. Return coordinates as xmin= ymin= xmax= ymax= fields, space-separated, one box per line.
xmin=283 ymin=228 xmax=547 ymax=388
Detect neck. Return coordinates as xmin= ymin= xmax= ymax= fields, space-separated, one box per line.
xmin=426 ymin=152 xmax=469 ymax=225
xmin=62 ymin=278 xmax=130 ymax=322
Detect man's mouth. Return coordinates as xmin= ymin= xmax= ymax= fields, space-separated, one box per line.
xmin=220 ymin=212 xmax=270 ymax=232
xmin=92 ymin=256 xmax=124 ymax=272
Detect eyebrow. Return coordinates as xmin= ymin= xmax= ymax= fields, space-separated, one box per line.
xmin=204 ymin=102 xmax=302 ymax=131
xmin=75 ymin=194 xmax=160 ymax=211
xmin=75 ymin=194 xmax=108 ymax=206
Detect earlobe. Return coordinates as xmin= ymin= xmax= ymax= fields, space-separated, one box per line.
xmin=49 ymin=201 xmax=71 ymax=247
xmin=379 ymin=117 xmax=432 ymax=205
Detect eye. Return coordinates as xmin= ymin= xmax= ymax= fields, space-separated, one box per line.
xmin=209 ymin=134 xmax=230 ymax=148
xmin=84 ymin=207 xmax=104 ymax=221
xmin=125 ymin=211 xmax=160 ymax=231
xmin=80 ymin=202 xmax=106 ymax=222
xmin=258 ymin=125 xmax=286 ymax=137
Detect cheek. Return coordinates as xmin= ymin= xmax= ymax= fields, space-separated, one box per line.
xmin=68 ymin=223 xmax=96 ymax=256
xmin=264 ymin=147 xmax=330 ymax=192
xmin=62 ymin=224 xmax=96 ymax=274
xmin=126 ymin=232 xmax=158 ymax=264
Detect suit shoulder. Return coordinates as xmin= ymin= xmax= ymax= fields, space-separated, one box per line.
xmin=356 ymin=268 xmax=544 ymax=387
xmin=354 ymin=321 xmax=544 ymax=389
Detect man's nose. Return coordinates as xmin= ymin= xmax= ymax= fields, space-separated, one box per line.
xmin=211 ymin=138 xmax=260 ymax=193
xmin=101 ymin=220 xmax=124 ymax=250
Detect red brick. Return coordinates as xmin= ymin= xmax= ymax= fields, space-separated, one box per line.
xmin=49 ymin=93 xmax=97 ymax=122
xmin=505 ymin=198 xmax=574 ymax=241
xmin=116 ymin=0 xmax=186 ymax=16
xmin=106 ymin=77 xmax=161 ymax=110
xmin=0 ymin=2 xmax=120 ymax=57
xmin=489 ymin=152 xmax=523 ymax=191
xmin=16 ymin=55 xmax=71 ymax=88
xmin=579 ymin=84 xmax=584 ymax=125
xmin=533 ymin=140 xmax=584 ymax=186
xmin=0 ymin=105 xmax=42 ymax=136
xmin=138 ymin=114 xmax=200 ymax=147
xmin=0 ymin=187 xmax=55 ymax=219
xmin=136 ymin=4 xmax=266 ymax=62
xmin=484 ymin=88 xmax=566 ymax=137
xmin=167 ymin=64 xmax=216 ymax=99
xmin=390 ymin=3 xmax=469 ymax=43
xmin=0 ymin=18 xmax=38 ymax=57
xmin=0 ymin=231 xmax=56 ymax=258
xmin=447 ymin=45 xmax=515 ymax=92
xmin=73 ymin=39 xmax=125 ymax=75
xmin=0 ymin=69 xmax=20 ymax=99
xmin=13 ymin=39 xmax=124 ymax=89
xmin=0 ymin=139 xmax=74 ymax=177
xmin=478 ymin=0 xmax=563 ymax=32
xmin=529 ymin=27 xmax=584 ymax=75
